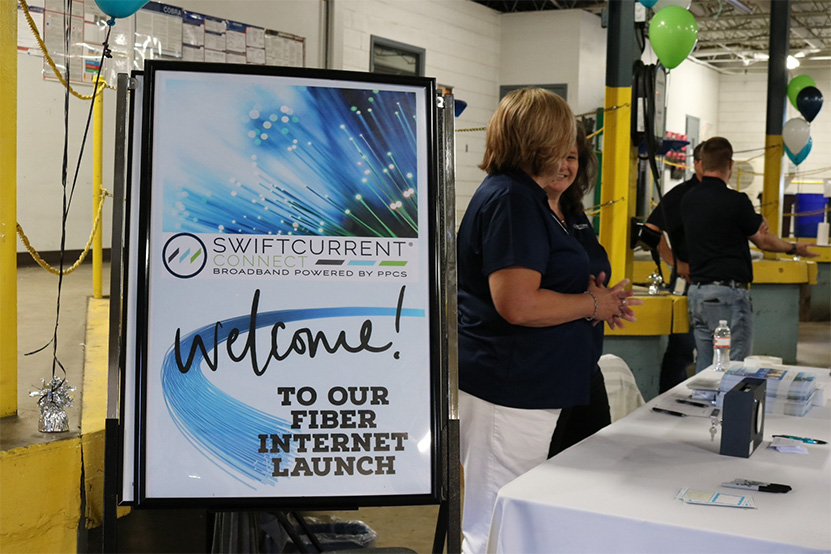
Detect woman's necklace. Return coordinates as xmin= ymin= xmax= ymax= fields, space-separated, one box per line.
xmin=551 ymin=211 xmax=569 ymax=234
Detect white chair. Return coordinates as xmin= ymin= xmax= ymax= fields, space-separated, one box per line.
xmin=598 ymin=354 xmax=645 ymax=422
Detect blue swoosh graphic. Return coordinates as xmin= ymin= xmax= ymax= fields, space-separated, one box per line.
xmin=160 ymin=305 xmax=425 ymax=488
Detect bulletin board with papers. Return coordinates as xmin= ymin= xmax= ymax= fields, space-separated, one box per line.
xmin=17 ymin=0 xmax=306 ymax=87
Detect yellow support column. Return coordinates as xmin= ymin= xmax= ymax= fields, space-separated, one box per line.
xmin=762 ymin=135 xmax=784 ymax=260
xmin=598 ymin=0 xmax=636 ymax=283
xmin=93 ymin=79 xmax=104 ymax=299
xmin=1 ymin=0 xmax=18 ymax=417
xmin=761 ymin=0 xmax=790 ymax=260
xmin=599 ymin=87 xmax=635 ymax=282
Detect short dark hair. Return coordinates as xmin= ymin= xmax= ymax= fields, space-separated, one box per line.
xmin=561 ymin=121 xmax=597 ymax=218
xmin=700 ymin=137 xmax=732 ymax=172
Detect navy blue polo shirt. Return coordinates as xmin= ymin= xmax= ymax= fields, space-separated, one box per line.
xmin=570 ymin=211 xmax=611 ymax=372
xmin=457 ymin=169 xmax=594 ymax=409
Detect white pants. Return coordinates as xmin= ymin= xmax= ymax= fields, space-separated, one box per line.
xmin=459 ymin=390 xmax=561 ymax=554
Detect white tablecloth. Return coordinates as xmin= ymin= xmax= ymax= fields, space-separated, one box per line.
xmin=488 ymin=366 xmax=831 ymax=554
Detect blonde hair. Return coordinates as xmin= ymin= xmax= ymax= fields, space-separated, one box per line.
xmin=480 ymin=88 xmax=576 ymax=177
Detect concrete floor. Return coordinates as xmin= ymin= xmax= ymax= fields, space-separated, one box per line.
xmin=2 ymin=261 xmax=829 ymax=553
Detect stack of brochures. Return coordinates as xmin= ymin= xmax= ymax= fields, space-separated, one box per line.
xmin=717 ymin=366 xmax=817 ymax=417
xmin=686 ymin=374 xmax=722 ymax=404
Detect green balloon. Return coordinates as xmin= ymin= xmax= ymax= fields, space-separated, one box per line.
xmin=787 ymin=75 xmax=817 ymax=109
xmin=649 ymin=6 xmax=699 ymax=70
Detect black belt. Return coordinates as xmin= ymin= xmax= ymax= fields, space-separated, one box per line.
xmin=693 ymin=280 xmax=749 ymax=289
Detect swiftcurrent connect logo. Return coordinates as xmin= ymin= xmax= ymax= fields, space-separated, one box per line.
xmin=162 ymin=233 xmax=207 ymax=278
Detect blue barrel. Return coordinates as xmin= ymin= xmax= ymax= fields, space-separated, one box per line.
xmin=793 ymin=193 xmax=828 ymax=238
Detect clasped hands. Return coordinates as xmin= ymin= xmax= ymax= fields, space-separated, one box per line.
xmin=587 ymin=272 xmax=642 ymax=330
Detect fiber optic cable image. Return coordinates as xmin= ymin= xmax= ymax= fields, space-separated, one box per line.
xmin=157 ymin=78 xmax=421 ymax=238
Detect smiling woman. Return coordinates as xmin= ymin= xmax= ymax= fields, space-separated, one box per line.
xmin=455 ymin=90 xmax=639 ymax=554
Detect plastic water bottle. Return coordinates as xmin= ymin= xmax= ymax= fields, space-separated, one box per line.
xmin=713 ymin=320 xmax=731 ymax=371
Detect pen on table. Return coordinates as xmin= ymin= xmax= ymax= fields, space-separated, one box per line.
xmin=676 ymin=398 xmax=709 ymax=408
xmin=722 ymin=480 xmax=792 ymax=493
xmin=652 ymin=407 xmax=686 ymax=417
xmin=772 ymin=434 xmax=827 ymax=445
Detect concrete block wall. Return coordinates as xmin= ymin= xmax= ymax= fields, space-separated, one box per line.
xmin=333 ymin=0 xmax=502 ymax=225
xmin=717 ymin=72 xmax=769 ymax=202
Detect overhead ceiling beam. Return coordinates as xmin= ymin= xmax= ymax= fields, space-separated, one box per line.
xmin=695 ymin=10 xmax=825 ymax=21
xmin=697 ymin=35 xmax=823 ymax=46
xmin=791 ymin=18 xmax=825 ymax=49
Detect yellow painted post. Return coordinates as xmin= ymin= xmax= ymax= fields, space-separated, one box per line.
xmin=93 ymin=79 xmax=105 ymax=299
xmin=762 ymin=0 xmax=789 ymax=260
xmin=0 ymin=0 xmax=18 ymax=417
xmin=762 ymin=137 xmax=784 ymax=260
xmin=599 ymin=87 xmax=635 ymax=282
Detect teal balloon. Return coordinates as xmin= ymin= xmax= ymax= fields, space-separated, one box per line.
xmin=649 ymin=6 xmax=699 ymax=70
xmin=786 ymin=137 xmax=812 ymax=166
xmin=94 ymin=0 xmax=149 ymax=19
xmin=639 ymin=0 xmax=659 ymax=7
xmin=787 ymin=75 xmax=816 ymax=109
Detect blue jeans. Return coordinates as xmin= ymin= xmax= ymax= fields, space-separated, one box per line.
xmin=688 ymin=284 xmax=753 ymax=372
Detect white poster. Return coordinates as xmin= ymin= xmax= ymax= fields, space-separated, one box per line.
xmin=225 ymin=20 xmax=246 ymax=53
xmin=137 ymin=65 xmax=437 ymax=502
xmin=134 ymin=1 xmax=182 ymax=61
xmin=43 ymin=3 xmax=84 ymax=83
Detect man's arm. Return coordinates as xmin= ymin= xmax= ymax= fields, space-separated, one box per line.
xmin=644 ymin=223 xmax=690 ymax=279
xmin=748 ymin=218 xmax=819 ymax=257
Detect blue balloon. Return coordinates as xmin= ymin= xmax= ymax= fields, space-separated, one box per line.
xmin=796 ymin=86 xmax=823 ymax=122
xmin=786 ymin=137 xmax=812 ymax=165
xmin=94 ymin=0 xmax=150 ymax=20
xmin=639 ymin=0 xmax=659 ymax=7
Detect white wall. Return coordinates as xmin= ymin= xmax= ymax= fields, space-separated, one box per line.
xmin=576 ymin=11 xmax=608 ymax=117
xmin=16 ymin=0 xmax=324 ymax=253
xmin=16 ymin=53 xmax=119 ymax=253
xmin=500 ymin=9 xmax=606 ymax=115
xmin=332 ymin=0 xmax=501 ymax=224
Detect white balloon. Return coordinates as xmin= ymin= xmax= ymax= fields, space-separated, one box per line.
xmin=654 ymin=0 xmax=691 ymax=9
xmin=783 ymin=117 xmax=811 ymax=154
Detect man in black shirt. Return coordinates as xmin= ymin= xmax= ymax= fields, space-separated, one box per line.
xmin=645 ymin=143 xmax=703 ymax=391
xmin=680 ymin=137 xmax=817 ymax=372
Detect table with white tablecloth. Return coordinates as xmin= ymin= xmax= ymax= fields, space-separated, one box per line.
xmin=488 ymin=366 xmax=831 ymax=554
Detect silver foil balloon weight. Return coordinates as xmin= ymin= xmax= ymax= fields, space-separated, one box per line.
xmin=647 ymin=271 xmax=664 ymax=295
xmin=30 ymin=377 xmax=76 ymax=433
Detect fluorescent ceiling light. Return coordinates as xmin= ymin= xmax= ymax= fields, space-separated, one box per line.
xmin=786 ymin=55 xmax=800 ymax=69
